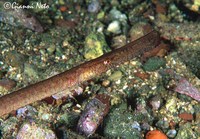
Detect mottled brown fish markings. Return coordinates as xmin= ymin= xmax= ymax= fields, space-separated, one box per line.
xmin=0 ymin=30 xmax=160 ymax=117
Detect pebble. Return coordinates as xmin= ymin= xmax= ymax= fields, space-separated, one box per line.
xmin=149 ymin=96 xmax=161 ymax=110
xmin=155 ymin=119 xmax=169 ymax=130
xmin=108 ymin=71 xmax=122 ymax=81
xmin=4 ymin=50 xmax=26 ymax=70
xmin=111 ymin=35 xmax=126 ymax=49
xmin=88 ymin=0 xmax=101 ymax=13
xmin=165 ymin=96 xmax=177 ymax=113
xmin=107 ymin=20 xmax=121 ymax=34
xmin=129 ymin=22 xmax=152 ymax=41
xmin=83 ymin=32 xmax=110 ymax=60
xmin=141 ymin=122 xmax=151 ymax=131
xmin=17 ymin=122 xmax=56 ymax=139
xmin=143 ymin=57 xmax=166 ymax=72
xmin=175 ymin=123 xmax=198 ymax=139
xmin=146 ymin=130 xmax=167 ymax=139
xmin=131 ymin=121 xmax=141 ymax=131
xmin=178 ymin=112 xmax=194 ymax=121
xmin=0 ymin=78 xmax=16 ymax=92
xmin=16 ymin=105 xmax=37 ymax=118
xmin=102 ymin=80 xmax=110 ymax=87
xmin=166 ymin=129 xmax=177 ymax=138
xmin=108 ymin=8 xmax=127 ymax=23
xmin=77 ymin=94 xmax=110 ymax=136
xmin=24 ymin=63 xmax=39 ymax=80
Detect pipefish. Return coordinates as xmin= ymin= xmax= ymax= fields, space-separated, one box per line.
xmin=0 ymin=30 xmax=160 ymax=117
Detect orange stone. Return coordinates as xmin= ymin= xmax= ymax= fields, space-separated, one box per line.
xmin=178 ymin=112 xmax=193 ymax=121
xmin=59 ymin=6 xmax=67 ymax=12
xmin=146 ymin=130 xmax=168 ymax=139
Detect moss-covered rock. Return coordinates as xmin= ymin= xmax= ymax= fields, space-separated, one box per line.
xmin=175 ymin=123 xmax=198 ymax=139
xmin=143 ymin=57 xmax=166 ymax=72
xmin=104 ymin=103 xmax=142 ymax=139
xmin=83 ymin=32 xmax=110 ymax=60
xmin=108 ymin=71 xmax=123 ymax=81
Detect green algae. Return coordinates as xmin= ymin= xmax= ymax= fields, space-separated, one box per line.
xmin=83 ymin=32 xmax=110 ymax=60
xmin=175 ymin=123 xmax=198 ymax=139
xmin=104 ymin=103 xmax=142 ymax=139
xmin=143 ymin=57 xmax=166 ymax=72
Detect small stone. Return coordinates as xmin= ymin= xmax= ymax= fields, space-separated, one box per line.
xmin=143 ymin=57 xmax=166 ymax=72
xmin=165 ymin=96 xmax=177 ymax=114
xmin=178 ymin=112 xmax=194 ymax=121
xmin=134 ymin=72 xmax=149 ymax=80
xmin=149 ymin=96 xmax=161 ymax=110
xmin=108 ymin=8 xmax=127 ymax=23
xmin=47 ymin=45 xmax=56 ymax=55
xmin=174 ymin=78 xmax=200 ymax=102
xmin=17 ymin=122 xmax=56 ymax=139
xmin=1 ymin=117 xmax=19 ymax=138
xmin=146 ymin=130 xmax=167 ymax=139
xmin=111 ymin=35 xmax=126 ymax=49
xmin=131 ymin=121 xmax=141 ymax=131
xmin=87 ymin=0 xmax=101 ymax=13
xmin=195 ymin=113 xmax=200 ymax=123
xmin=0 ymin=78 xmax=16 ymax=91
xmin=166 ymin=129 xmax=177 ymax=138
xmin=156 ymin=119 xmax=169 ymax=130
xmin=102 ymin=80 xmax=110 ymax=87
xmin=175 ymin=123 xmax=198 ymax=139
xmin=83 ymin=32 xmax=110 ymax=60
xmin=104 ymin=103 xmax=142 ymax=139
xmin=16 ymin=105 xmax=37 ymax=118
xmin=141 ymin=122 xmax=150 ymax=131
xmin=4 ymin=50 xmax=26 ymax=70
xmin=108 ymin=71 xmax=122 ymax=81
xmin=107 ymin=20 xmax=121 ymax=34
xmin=77 ymin=94 xmax=110 ymax=136
xmin=24 ymin=63 xmax=39 ymax=80
xmin=129 ymin=22 xmax=152 ymax=41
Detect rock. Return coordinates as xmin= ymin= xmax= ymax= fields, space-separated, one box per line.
xmin=143 ymin=57 xmax=166 ymax=72
xmin=177 ymin=0 xmax=200 ymax=14
xmin=4 ymin=50 xmax=26 ymax=70
xmin=166 ymin=129 xmax=177 ymax=138
xmin=175 ymin=123 xmax=198 ymax=139
xmin=16 ymin=122 xmax=56 ymax=139
xmin=87 ymin=0 xmax=101 ymax=13
xmin=83 ymin=32 xmax=110 ymax=60
xmin=178 ymin=112 xmax=194 ymax=121
xmin=131 ymin=121 xmax=141 ymax=131
xmin=149 ymin=96 xmax=161 ymax=110
xmin=108 ymin=8 xmax=127 ymax=23
xmin=129 ymin=22 xmax=152 ymax=41
xmin=0 ymin=78 xmax=16 ymax=91
xmin=1 ymin=117 xmax=19 ymax=138
xmin=165 ymin=96 xmax=177 ymax=114
xmin=108 ymin=71 xmax=122 ymax=81
xmin=77 ymin=94 xmax=110 ymax=136
xmin=102 ymin=80 xmax=110 ymax=87
xmin=16 ymin=105 xmax=37 ymax=118
xmin=57 ymin=112 xmax=79 ymax=128
xmin=111 ymin=35 xmax=126 ymax=49
xmin=104 ymin=103 xmax=142 ymax=139
xmin=24 ymin=63 xmax=39 ymax=80
xmin=107 ymin=20 xmax=121 ymax=34
xmin=120 ymin=0 xmax=143 ymax=7
xmin=155 ymin=118 xmax=169 ymax=130
xmin=146 ymin=130 xmax=167 ymax=139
